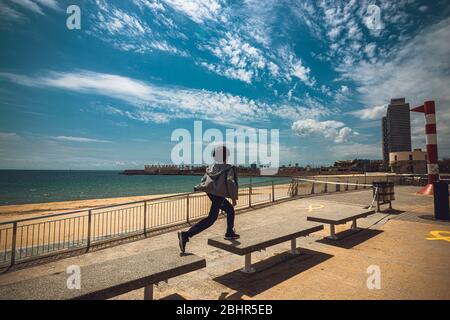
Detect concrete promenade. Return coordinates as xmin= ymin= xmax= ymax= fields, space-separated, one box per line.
xmin=0 ymin=186 xmax=449 ymax=300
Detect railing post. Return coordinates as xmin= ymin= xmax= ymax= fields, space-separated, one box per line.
xmin=271 ymin=180 xmax=275 ymax=202
xmin=186 ymin=194 xmax=190 ymax=224
xmin=86 ymin=210 xmax=92 ymax=251
xmin=10 ymin=221 xmax=17 ymax=266
xmin=143 ymin=201 xmax=147 ymax=235
xmin=249 ymin=178 xmax=252 ymax=208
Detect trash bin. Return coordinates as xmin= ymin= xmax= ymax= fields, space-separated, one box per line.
xmin=433 ymin=181 xmax=450 ymax=221
xmin=372 ymin=181 xmax=395 ymax=212
xmin=373 ymin=181 xmax=395 ymax=202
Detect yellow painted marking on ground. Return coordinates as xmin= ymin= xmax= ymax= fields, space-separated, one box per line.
xmin=426 ymin=231 xmax=450 ymax=243
xmin=298 ymin=204 xmax=325 ymax=212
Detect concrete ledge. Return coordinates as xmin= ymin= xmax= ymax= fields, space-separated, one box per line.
xmin=208 ymin=221 xmax=323 ymax=255
xmin=307 ymin=205 xmax=374 ymax=225
xmin=0 ymin=247 xmax=205 ymax=300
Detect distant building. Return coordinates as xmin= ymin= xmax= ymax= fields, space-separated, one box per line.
xmin=334 ymin=159 xmax=383 ymax=172
xmin=381 ymin=98 xmax=412 ymax=168
xmin=389 ymin=149 xmax=427 ymax=174
xmin=144 ymin=164 xmax=180 ymax=175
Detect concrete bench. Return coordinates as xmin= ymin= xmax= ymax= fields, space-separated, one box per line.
xmin=0 ymin=247 xmax=205 ymax=300
xmin=307 ymin=205 xmax=375 ymax=240
xmin=208 ymin=221 xmax=323 ymax=273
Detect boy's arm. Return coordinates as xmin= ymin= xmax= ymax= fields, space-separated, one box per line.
xmin=232 ymin=169 xmax=237 ymax=206
xmin=231 ymin=166 xmax=238 ymax=205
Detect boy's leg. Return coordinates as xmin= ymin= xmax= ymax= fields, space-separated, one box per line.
xmin=184 ymin=194 xmax=223 ymax=238
xmin=221 ymin=199 xmax=235 ymax=234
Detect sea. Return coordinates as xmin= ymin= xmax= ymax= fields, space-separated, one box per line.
xmin=0 ymin=170 xmax=286 ymax=205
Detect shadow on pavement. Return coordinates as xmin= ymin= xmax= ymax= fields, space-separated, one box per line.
xmin=418 ymin=215 xmax=450 ymax=225
xmin=317 ymin=229 xmax=383 ymax=249
xmin=213 ymin=248 xmax=333 ymax=298
xmin=160 ymin=293 xmax=187 ymax=300
xmin=380 ymin=208 xmax=405 ymax=215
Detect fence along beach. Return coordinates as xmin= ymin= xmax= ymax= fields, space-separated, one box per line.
xmin=0 ymin=173 xmax=396 ymax=266
xmin=0 ymin=179 xmax=293 ymax=265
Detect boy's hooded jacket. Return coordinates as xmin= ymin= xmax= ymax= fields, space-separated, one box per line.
xmin=194 ymin=164 xmax=238 ymax=200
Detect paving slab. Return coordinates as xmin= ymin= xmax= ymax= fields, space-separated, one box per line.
xmin=306 ymin=202 xmax=374 ymax=224
xmin=0 ymin=186 xmax=448 ymax=300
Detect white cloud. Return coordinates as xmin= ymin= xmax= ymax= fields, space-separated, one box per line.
xmin=291 ymin=60 xmax=312 ymax=84
xmin=34 ymin=0 xmax=59 ymax=10
xmin=364 ymin=43 xmax=377 ymax=58
xmin=344 ymin=18 xmax=450 ymax=107
xmin=0 ymin=2 xmax=24 ymax=20
xmin=100 ymin=9 xmax=146 ymax=35
xmin=133 ymin=0 xmax=166 ymax=12
xmin=267 ymin=62 xmax=280 ymax=77
xmin=291 ymin=119 xmax=357 ymax=144
xmin=277 ymin=47 xmax=316 ymax=86
xmin=161 ymin=0 xmax=223 ymax=24
xmin=9 ymin=0 xmax=44 ymax=15
xmin=88 ymin=0 xmax=318 ymax=90
xmin=50 ymin=136 xmax=111 ymax=143
xmin=106 ymin=107 xmax=173 ymax=124
xmin=351 ymin=105 xmax=387 ymax=120
xmin=329 ymin=143 xmax=381 ymax=159
xmin=201 ymin=32 xmax=268 ymax=84
xmin=272 ymin=103 xmax=329 ymax=121
xmin=0 ymin=69 xmax=337 ymax=128
xmin=295 ymin=0 xmax=423 ymax=75
xmin=0 ymin=70 xmax=264 ymax=124
xmin=340 ymin=85 xmax=349 ymax=94
xmin=201 ymin=32 xmax=317 ymax=88
xmin=341 ymin=17 xmax=450 ymax=157
xmin=91 ymin=0 xmax=186 ymax=56
xmin=201 ymin=61 xmax=253 ymax=84
xmin=328 ymin=26 xmax=342 ymax=40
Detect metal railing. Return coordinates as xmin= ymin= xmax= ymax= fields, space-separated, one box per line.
xmin=0 ymin=174 xmax=406 ymax=267
xmin=0 ymin=178 xmax=293 ymax=267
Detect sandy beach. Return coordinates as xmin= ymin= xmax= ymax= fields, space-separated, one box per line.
xmin=0 ymin=193 xmax=182 ymax=223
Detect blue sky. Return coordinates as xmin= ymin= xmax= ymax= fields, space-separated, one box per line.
xmin=0 ymin=0 xmax=449 ymax=169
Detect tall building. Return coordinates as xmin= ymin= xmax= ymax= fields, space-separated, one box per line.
xmin=381 ymin=116 xmax=389 ymax=165
xmin=381 ymin=98 xmax=412 ymax=168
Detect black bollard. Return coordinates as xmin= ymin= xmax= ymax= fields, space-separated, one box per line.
xmin=433 ymin=181 xmax=450 ymax=221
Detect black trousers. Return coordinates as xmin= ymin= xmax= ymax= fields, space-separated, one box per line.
xmin=185 ymin=194 xmax=235 ymax=238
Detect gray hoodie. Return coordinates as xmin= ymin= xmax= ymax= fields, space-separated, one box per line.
xmin=194 ymin=164 xmax=239 ymax=200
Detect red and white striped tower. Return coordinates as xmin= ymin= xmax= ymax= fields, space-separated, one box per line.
xmin=411 ymin=100 xmax=439 ymax=195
